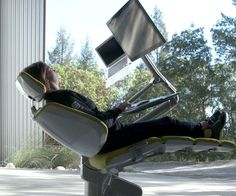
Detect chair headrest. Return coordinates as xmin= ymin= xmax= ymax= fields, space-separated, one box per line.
xmin=16 ymin=71 xmax=46 ymax=101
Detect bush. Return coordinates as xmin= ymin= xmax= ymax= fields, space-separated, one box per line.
xmin=12 ymin=145 xmax=80 ymax=169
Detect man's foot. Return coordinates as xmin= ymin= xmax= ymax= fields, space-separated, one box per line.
xmin=207 ymin=110 xmax=221 ymax=126
xmin=211 ymin=112 xmax=226 ymax=140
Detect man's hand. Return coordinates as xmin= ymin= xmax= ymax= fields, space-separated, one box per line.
xmin=116 ymin=102 xmax=131 ymax=112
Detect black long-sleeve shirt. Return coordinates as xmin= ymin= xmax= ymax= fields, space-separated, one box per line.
xmin=43 ymin=89 xmax=123 ymax=130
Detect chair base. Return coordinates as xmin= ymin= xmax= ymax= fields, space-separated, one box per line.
xmin=81 ymin=157 xmax=142 ymax=196
xmin=80 ymin=137 xmax=235 ymax=196
xmin=84 ymin=177 xmax=142 ymax=196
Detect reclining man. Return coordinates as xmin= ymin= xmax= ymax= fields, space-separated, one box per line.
xmin=22 ymin=61 xmax=226 ymax=153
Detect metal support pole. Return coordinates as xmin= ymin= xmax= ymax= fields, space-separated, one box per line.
xmin=127 ymin=78 xmax=159 ymax=103
xmin=128 ymin=55 xmax=179 ymax=121
xmin=141 ymin=55 xmax=177 ymax=94
xmin=136 ymin=98 xmax=178 ymax=122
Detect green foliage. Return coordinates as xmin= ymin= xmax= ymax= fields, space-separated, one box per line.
xmin=210 ymin=14 xmax=236 ymax=137
xmin=233 ymin=0 xmax=236 ymax=6
xmin=150 ymin=6 xmax=168 ymax=64
xmin=211 ymin=14 xmax=236 ymax=62
xmin=47 ymin=27 xmax=75 ymax=65
xmin=53 ymin=64 xmax=118 ymax=110
xmin=158 ymin=27 xmax=213 ymax=120
xmin=151 ymin=6 xmax=168 ymax=40
xmin=12 ymin=145 xmax=80 ymax=169
xmin=76 ymin=37 xmax=97 ymax=70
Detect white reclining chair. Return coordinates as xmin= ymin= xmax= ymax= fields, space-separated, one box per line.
xmin=16 ymin=1 xmax=235 ymax=195
xmin=16 ymin=71 xmax=235 ymax=196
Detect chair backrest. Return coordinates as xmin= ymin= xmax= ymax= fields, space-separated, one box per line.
xmin=34 ymin=102 xmax=108 ymax=156
xmin=16 ymin=71 xmax=108 ymax=157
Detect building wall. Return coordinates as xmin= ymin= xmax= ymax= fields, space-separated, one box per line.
xmin=0 ymin=0 xmax=45 ymax=162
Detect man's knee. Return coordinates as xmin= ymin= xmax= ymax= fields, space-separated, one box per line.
xmin=162 ymin=116 xmax=172 ymax=122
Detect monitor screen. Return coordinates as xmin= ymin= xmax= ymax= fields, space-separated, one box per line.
xmin=95 ymin=36 xmax=126 ymax=67
xmin=107 ymin=0 xmax=166 ymax=61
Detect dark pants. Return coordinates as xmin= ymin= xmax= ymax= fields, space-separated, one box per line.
xmin=100 ymin=116 xmax=203 ymax=153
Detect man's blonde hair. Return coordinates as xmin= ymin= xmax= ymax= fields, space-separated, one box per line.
xmin=23 ymin=61 xmax=47 ymax=84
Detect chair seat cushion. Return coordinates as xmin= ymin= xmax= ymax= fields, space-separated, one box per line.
xmin=89 ymin=137 xmax=162 ymax=169
xmin=88 ymin=136 xmax=236 ymax=170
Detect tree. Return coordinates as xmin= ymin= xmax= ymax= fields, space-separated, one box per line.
xmin=47 ymin=27 xmax=75 ymax=65
xmin=52 ymin=64 xmax=117 ymax=110
xmin=151 ymin=6 xmax=168 ymax=40
xmin=158 ymin=27 xmax=213 ymax=120
xmin=233 ymin=0 xmax=236 ymax=6
xmin=211 ymin=14 xmax=236 ymax=63
xmin=211 ymin=14 xmax=236 ymax=137
xmin=150 ymin=6 xmax=168 ymax=65
xmin=76 ymin=37 xmax=96 ymax=70
xmin=111 ymin=28 xmax=213 ymax=122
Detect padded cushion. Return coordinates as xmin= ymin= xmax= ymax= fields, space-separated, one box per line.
xmin=89 ymin=136 xmax=236 ymax=169
xmin=161 ymin=136 xmax=194 ymax=152
xmin=218 ymin=140 xmax=236 ymax=152
xmin=89 ymin=137 xmax=162 ymax=169
xmin=16 ymin=71 xmax=46 ymax=101
xmin=193 ymin=138 xmax=236 ymax=152
xmin=34 ymin=102 xmax=108 ymax=157
xmin=193 ymin=138 xmax=220 ymax=151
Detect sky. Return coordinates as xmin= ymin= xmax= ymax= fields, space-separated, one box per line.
xmin=45 ymin=0 xmax=236 ymax=66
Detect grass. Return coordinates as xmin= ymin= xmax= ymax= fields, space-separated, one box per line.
xmin=12 ymin=145 xmax=80 ymax=169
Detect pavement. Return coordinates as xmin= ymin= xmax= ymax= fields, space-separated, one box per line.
xmin=0 ymin=160 xmax=236 ymax=196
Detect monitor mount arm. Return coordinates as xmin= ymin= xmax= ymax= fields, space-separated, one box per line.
xmin=124 ymin=54 xmax=179 ymax=122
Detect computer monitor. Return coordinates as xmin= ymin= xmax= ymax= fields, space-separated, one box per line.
xmin=96 ymin=35 xmax=131 ymax=84
xmin=107 ymin=0 xmax=166 ymax=61
xmin=95 ymin=36 xmax=126 ymax=68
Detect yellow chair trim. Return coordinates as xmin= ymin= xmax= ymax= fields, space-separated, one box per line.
xmin=89 ymin=137 xmax=161 ymax=169
xmin=161 ymin=136 xmax=195 ymax=143
xmin=194 ymin=138 xmax=221 ymax=145
xmin=17 ymin=71 xmax=47 ymax=94
xmin=220 ymin=140 xmax=236 ymax=148
xmin=34 ymin=102 xmax=106 ymax=126
xmin=33 ymin=102 xmax=109 ymax=140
